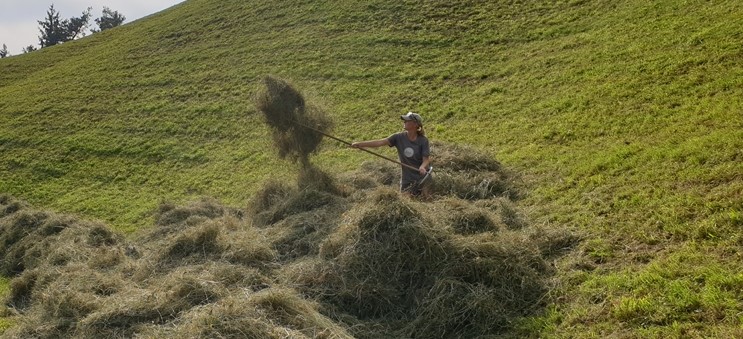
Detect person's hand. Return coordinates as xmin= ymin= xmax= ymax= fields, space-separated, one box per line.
xmin=350 ymin=142 xmax=360 ymax=148
xmin=419 ymin=166 xmax=428 ymax=175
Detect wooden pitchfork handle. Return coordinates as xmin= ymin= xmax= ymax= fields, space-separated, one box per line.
xmin=292 ymin=119 xmax=422 ymax=172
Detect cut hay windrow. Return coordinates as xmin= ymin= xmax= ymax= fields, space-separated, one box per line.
xmin=0 ymin=141 xmax=580 ymax=338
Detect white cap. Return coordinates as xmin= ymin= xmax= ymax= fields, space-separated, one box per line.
xmin=400 ymin=112 xmax=423 ymax=125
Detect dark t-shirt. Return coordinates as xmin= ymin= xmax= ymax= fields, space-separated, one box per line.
xmin=387 ymin=131 xmax=430 ymax=186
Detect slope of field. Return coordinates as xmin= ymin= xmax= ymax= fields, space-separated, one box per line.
xmin=1 ymin=0 xmax=741 ymax=337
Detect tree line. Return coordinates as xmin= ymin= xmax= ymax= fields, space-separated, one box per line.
xmin=1 ymin=4 xmax=126 ymax=58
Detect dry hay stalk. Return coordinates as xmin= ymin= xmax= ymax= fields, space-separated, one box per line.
xmin=249 ymin=179 xmax=339 ymax=226
xmin=77 ymin=277 xmax=225 ymax=337
xmin=336 ymin=161 xmax=398 ymax=193
xmin=316 ymin=189 xmax=450 ymax=318
xmin=427 ymin=141 xmax=518 ymax=200
xmin=431 ymin=141 xmax=501 ymax=172
xmin=0 ymin=194 xmax=24 ymax=217
xmin=437 ymin=198 xmax=499 ymax=235
xmin=161 ymin=288 xmax=354 ymax=339
xmin=297 ymin=163 xmax=339 ymax=193
xmin=141 ymin=213 xmax=276 ymax=275
xmin=247 ymin=178 xmax=350 ymax=261
xmin=407 ymin=278 xmax=511 ymax=336
xmin=0 ymin=196 xmax=280 ymax=338
xmin=297 ymin=187 xmax=554 ymax=337
xmin=0 ymin=133 xmax=580 ymax=339
xmin=154 ymin=197 xmax=226 ymax=230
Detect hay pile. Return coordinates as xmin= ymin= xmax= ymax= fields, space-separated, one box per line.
xmin=431 ymin=141 xmax=516 ymax=200
xmin=0 ymin=195 xmax=350 ymax=338
xmin=0 ymin=142 xmax=579 ymax=338
xmin=288 ymin=189 xmax=550 ymax=338
xmin=276 ymin=142 xmax=579 ymax=338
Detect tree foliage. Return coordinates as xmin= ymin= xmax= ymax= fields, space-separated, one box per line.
xmin=0 ymin=44 xmax=9 ymax=58
xmin=37 ymin=4 xmax=92 ymax=48
xmin=94 ymin=7 xmax=126 ymax=32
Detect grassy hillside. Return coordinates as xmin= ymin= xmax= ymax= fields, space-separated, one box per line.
xmin=1 ymin=0 xmax=741 ymax=337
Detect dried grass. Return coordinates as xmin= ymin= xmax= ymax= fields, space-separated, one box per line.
xmin=267 ymin=185 xmax=562 ymax=338
xmin=438 ymin=198 xmax=499 ymax=235
xmin=0 ymin=140 xmax=579 ymax=338
xmin=255 ymin=76 xmax=333 ymax=164
xmin=429 ymin=141 xmax=517 ymax=200
xmin=0 ymin=196 xmax=278 ymax=338
xmin=158 ymin=287 xmax=354 ymax=339
xmin=249 ymin=180 xmax=340 ymax=227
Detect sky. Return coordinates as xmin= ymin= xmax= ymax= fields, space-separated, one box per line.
xmin=1 ymin=0 xmax=185 ymax=54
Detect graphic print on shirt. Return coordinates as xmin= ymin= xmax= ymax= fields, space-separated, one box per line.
xmin=404 ymin=147 xmax=414 ymax=158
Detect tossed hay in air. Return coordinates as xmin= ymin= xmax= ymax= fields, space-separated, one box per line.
xmin=255 ymin=76 xmax=333 ymax=165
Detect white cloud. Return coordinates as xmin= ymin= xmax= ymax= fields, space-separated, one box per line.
xmin=0 ymin=22 xmax=40 ymax=54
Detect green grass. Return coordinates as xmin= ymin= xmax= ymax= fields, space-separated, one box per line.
xmin=1 ymin=0 xmax=742 ymax=336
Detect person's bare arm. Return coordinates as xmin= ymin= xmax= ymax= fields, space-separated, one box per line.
xmin=351 ymin=138 xmax=390 ymax=148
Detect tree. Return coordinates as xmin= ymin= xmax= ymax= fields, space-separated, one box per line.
xmin=37 ymin=4 xmax=92 ymax=48
xmin=64 ymin=7 xmax=93 ymax=40
xmin=38 ymin=4 xmax=65 ymax=47
xmin=94 ymin=7 xmax=126 ymax=32
xmin=22 ymin=45 xmax=37 ymax=54
xmin=0 ymin=44 xmax=9 ymax=58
